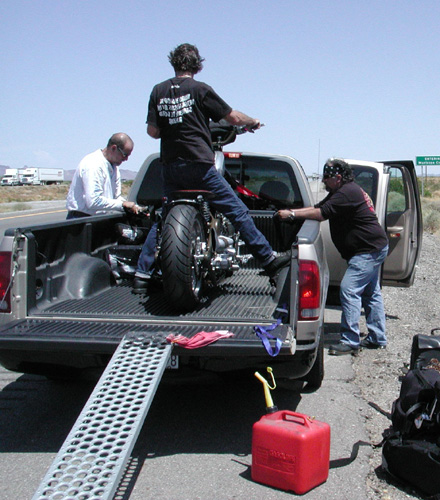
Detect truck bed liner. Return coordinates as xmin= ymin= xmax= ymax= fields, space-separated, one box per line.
xmin=34 ymin=268 xmax=280 ymax=322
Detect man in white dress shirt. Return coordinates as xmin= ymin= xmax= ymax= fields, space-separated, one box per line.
xmin=66 ymin=132 xmax=139 ymax=219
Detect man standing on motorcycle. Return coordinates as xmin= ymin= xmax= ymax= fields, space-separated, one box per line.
xmin=133 ymin=43 xmax=290 ymax=293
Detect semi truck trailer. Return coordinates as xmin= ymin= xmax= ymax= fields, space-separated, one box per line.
xmin=20 ymin=168 xmax=64 ymax=185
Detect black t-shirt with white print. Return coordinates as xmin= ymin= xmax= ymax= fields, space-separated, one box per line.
xmin=147 ymin=77 xmax=232 ymax=165
xmin=316 ymin=181 xmax=388 ymax=261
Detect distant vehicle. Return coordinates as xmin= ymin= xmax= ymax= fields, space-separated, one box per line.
xmin=0 ymin=168 xmax=24 ymax=186
xmin=20 ymin=168 xmax=64 ymax=185
xmin=18 ymin=169 xmax=26 ymax=184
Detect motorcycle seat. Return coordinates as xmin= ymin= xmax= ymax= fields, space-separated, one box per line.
xmin=172 ymin=189 xmax=216 ymax=200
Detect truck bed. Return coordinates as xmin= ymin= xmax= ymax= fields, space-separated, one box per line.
xmin=34 ymin=268 xmax=279 ymax=321
xmin=0 ymin=268 xmax=293 ymax=373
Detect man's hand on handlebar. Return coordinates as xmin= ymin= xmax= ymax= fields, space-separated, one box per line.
xmin=243 ymin=120 xmax=263 ymax=133
xmin=122 ymin=201 xmax=142 ymax=214
xmin=223 ymin=110 xmax=263 ymax=133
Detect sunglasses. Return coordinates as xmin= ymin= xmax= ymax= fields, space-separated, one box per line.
xmin=117 ymin=145 xmax=130 ymax=158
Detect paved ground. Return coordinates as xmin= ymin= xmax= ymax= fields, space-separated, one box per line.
xmin=0 ymin=306 xmax=375 ymax=500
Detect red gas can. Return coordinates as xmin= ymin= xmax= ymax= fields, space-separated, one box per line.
xmin=251 ymin=410 xmax=330 ymax=494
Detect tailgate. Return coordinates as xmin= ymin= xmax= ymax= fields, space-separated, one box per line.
xmin=0 ymin=268 xmax=294 ymax=358
xmin=0 ymin=318 xmax=293 ymax=357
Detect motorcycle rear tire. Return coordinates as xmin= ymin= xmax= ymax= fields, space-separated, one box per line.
xmin=161 ymin=204 xmax=207 ymax=311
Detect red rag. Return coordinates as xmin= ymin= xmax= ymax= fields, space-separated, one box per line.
xmin=166 ymin=330 xmax=234 ymax=349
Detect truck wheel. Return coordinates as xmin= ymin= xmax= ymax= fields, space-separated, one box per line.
xmin=161 ymin=204 xmax=207 ymax=311
xmin=304 ymin=330 xmax=324 ymax=390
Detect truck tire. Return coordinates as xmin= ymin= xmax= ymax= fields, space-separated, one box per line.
xmin=304 ymin=330 xmax=324 ymax=390
xmin=161 ymin=204 xmax=207 ymax=311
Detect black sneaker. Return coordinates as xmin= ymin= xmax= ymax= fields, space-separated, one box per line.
xmin=328 ymin=342 xmax=359 ymax=356
xmin=360 ymin=339 xmax=386 ymax=350
xmin=132 ymin=275 xmax=151 ymax=294
xmin=263 ymin=251 xmax=292 ymax=278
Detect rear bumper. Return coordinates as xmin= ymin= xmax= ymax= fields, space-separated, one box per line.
xmin=0 ymin=319 xmax=316 ymax=379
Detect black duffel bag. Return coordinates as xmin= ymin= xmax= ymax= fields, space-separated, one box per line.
xmin=382 ymin=433 xmax=440 ymax=499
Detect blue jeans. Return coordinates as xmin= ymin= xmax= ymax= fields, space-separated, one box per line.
xmin=339 ymin=245 xmax=389 ymax=347
xmin=136 ymin=160 xmax=275 ymax=276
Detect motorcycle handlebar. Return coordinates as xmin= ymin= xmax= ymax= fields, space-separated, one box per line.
xmin=238 ymin=123 xmax=265 ymax=134
xmin=210 ymin=121 xmax=264 ymax=148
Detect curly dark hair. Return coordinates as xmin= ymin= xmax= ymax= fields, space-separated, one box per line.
xmin=168 ymin=43 xmax=205 ymax=74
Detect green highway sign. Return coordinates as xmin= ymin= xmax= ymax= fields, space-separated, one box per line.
xmin=416 ymin=156 xmax=440 ymax=166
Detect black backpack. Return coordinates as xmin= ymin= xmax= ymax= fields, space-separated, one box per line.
xmin=391 ymin=367 xmax=440 ymax=436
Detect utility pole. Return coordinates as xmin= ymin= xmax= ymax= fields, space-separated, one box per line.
xmin=317 ymin=139 xmax=321 ymax=199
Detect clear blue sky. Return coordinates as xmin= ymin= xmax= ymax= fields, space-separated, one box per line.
xmin=1 ymin=0 xmax=439 ymax=176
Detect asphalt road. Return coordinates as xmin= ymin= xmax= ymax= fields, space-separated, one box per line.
xmin=0 ymin=200 xmax=67 ymax=237
xmin=0 ymin=326 xmax=371 ymax=500
xmin=0 ymin=207 xmax=372 ymax=500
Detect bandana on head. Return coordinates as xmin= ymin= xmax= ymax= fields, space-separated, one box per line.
xmin=323 ymin=162 xmax=343 ymax=177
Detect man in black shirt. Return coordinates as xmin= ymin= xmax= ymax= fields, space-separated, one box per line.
xmin=133 ymin=43 xmax=290 ymax=293
xmin=277 ymin=158 xmax=389 ymax=355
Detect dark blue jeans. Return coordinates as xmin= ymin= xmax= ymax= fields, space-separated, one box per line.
xmin=136 ymin=160 xmax=275 ymax=276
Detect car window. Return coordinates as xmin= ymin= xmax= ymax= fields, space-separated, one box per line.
xmin=386 ymin=167 xmax=407 ymax=213
xmin=225 ymin=156 xmax=303 ymax=210
xmin=136 ymin=155 xmax=304 ymax=211
xmin=351 ymin=166 xmax=378 ymax=207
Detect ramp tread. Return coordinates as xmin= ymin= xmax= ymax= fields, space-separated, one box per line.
xmin=32 ymin=333 xmax=172 ymax=500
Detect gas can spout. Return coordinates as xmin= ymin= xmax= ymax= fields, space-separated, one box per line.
xmin=254 ymin=367 xmax=278 ymax=414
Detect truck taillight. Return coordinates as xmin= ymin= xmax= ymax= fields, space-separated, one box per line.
xmin=0 ymin=252 xmax=12 ymax=313
xmin=298 ymin=260 xmax=320 ymax=321
xmin=223 ymin=152 xmax=242 ymax=159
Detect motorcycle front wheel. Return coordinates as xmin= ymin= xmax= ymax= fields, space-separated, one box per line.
xmin=160 ymin=204 xmax=207 ymax=311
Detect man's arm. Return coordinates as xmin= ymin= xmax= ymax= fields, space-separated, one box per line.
xmin=147 ymin=124 xmax=160 ymax=139
xmin=277 ymin=207 xmax=325 ymax=222
xmin=223 ymin=110 xmax=260 ymax=130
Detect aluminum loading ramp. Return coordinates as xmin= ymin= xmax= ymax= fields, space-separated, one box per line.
xmin=32 ymin=332 xmax=173 ymax=500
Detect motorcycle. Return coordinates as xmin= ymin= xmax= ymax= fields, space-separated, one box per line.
xmin=152 ymin=122 xmax=257 ymax=312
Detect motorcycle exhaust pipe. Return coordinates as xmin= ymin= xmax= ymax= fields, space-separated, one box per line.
xmin=216 ymin=235 xmax=234 ymax=251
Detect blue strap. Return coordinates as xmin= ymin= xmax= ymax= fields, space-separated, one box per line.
xmin=254 ymin=319 xmax=282 ymax=357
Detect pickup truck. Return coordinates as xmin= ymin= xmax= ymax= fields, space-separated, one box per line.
xmin=0 ymin=153 xmax=422 ymax=390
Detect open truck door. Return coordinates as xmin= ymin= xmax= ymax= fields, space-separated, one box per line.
xmin=381 ymin=160 xmax=422 ymax=287
xmin=350 ymin=159 xmax=422 ymax=287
